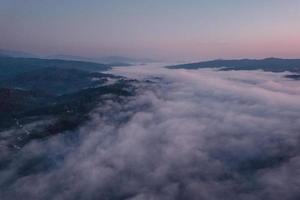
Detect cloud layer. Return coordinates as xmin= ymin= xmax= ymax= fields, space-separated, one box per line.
xmin=1 ymin=65 xmax=300 ymax=200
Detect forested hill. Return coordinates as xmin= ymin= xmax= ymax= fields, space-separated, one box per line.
xmin=0 ymin=56 xmax=110 ymax=79
xmin=168 ymin=58 xmax=300 ymax=73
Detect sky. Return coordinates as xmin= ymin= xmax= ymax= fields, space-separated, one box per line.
xmin=0 ymin=0 xmax=300 ymax=61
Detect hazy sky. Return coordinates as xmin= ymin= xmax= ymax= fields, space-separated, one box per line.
xmin=1 ymin=0 xmax=300 ymax=61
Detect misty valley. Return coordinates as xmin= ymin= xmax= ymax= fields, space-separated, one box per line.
xmin=2 ymin=0 xmax=300 ymax=199
xmin=0 ymin=56 xmax=299 ymax=200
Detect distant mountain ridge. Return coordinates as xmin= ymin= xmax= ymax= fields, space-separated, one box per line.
xmin=99 ymin=56 xmax=157 ymax=64
xmin=47 ymin=55 xmax=156 ymax=65
xmin=45 ymin=54 xmax=94 ymax=62
xmin=0 ymin=49 xmax=37 ymax=58
xmin=0 ymin=57 xmax=110 ymax=80
xmin=0 ymin=49 xmax=157 ymax=65
xmin=168 ymin=58 xmax=300 ymax=73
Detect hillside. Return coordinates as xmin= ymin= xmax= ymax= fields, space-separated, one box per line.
xmin=0 ymin=57 xmax=110 ymax=79
xmin=168 ymin=58 xmax=300 ymax=73
xmin=0 ymin=66 xmax=136 ymax=148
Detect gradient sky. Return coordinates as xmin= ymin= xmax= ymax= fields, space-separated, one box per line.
xmin=1 ymin=0 xmax=300 ymax=61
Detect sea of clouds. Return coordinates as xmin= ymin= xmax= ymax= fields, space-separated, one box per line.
xmin=1 ymin=64 xmax=300 ymax=200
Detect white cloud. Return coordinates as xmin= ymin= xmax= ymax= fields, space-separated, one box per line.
xmin=1 ymin=65 xmax=300 ymax=200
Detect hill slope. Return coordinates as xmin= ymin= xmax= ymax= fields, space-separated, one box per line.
xmin=168 ymin=58 xmax=300 ymax=73
xmin=0 ymin=57 xmax=110 ymax=80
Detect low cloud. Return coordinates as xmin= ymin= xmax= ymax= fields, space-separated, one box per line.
xmin=1 ymin=66 xmax=300 ymax=200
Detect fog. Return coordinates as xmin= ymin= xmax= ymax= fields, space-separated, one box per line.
xmin=1 ymin=65 xmax=300 ymax=200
